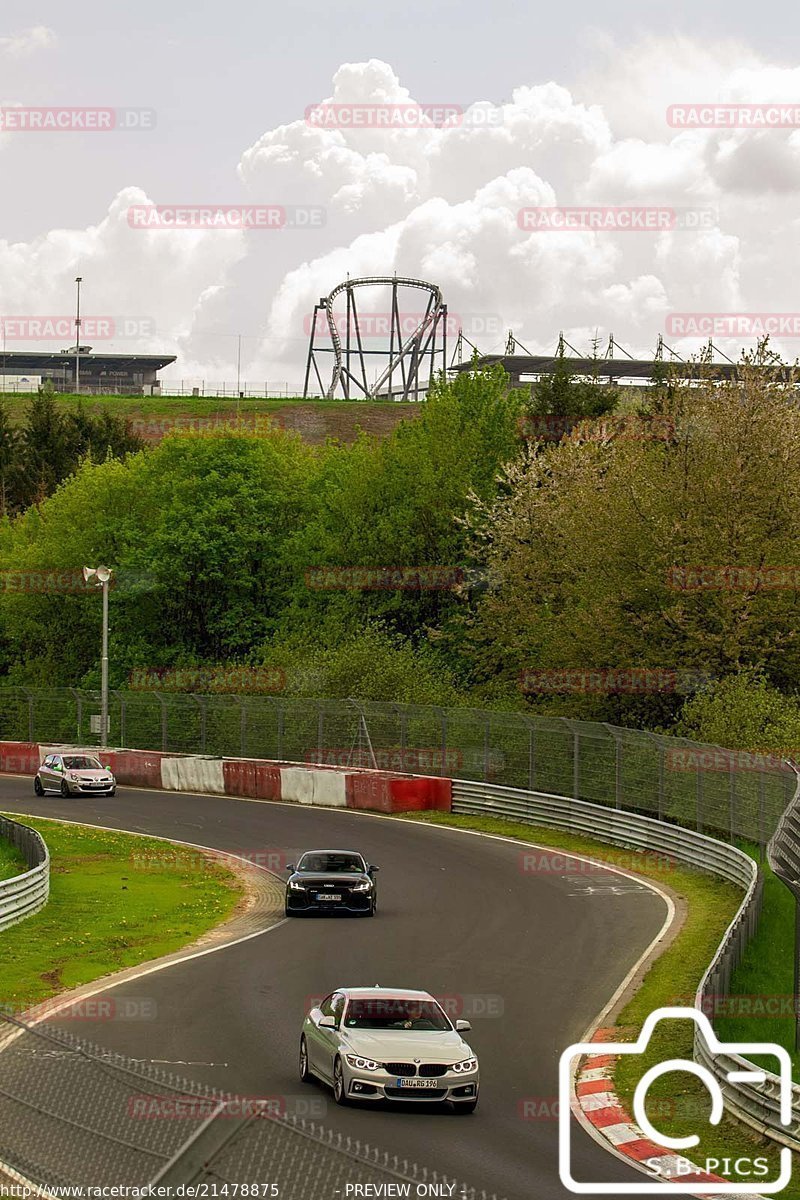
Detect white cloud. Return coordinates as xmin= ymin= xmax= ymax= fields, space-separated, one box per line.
xmin=0 ymin=25 xmax=56 ymax=57
xmin=7 ymin=43 xmax=800 ymax=384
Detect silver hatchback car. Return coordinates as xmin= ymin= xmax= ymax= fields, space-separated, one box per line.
xmin=299 ymin=987 xmax=479 ymax=1112
xmin=35 ymin=752 xmax=116 ymax=797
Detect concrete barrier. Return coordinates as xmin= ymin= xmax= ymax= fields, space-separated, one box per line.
xmin=161 ymin=756 xmax=226 ymax=795
xmin=346 ymin=772 xmax=452 ymax=813
xmin=280 ymin=766 xmax=348 ymax=807
xmin=223 ymin=759 xmax=282 ymax=801
xmin=0 ymin=740 xmax=452 ymax=815
xmin=105 ymin=749 xmax=167 ymax=789
xmin=0 ymin=742 xmax=41 ymax=775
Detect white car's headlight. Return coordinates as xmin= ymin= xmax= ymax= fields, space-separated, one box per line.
xmin=345 ymin=1054 xmax=380 ymax=1071
xmin=288 ymin=880 xmax=305 ymax=890
xmin=451 ymin=1057 xmax=478 ymax=1073
xmin=352 ymin=881 xmax=372 ymax=892
xmin=67 ymin=773 xmax=79 ymax=782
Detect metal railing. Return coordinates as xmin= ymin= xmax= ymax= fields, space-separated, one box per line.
xmin=767 ymin=770 xmax=800 ymax=1057
xmin=0 ymin=816 xmax=49 ymax=932
xmin=0 ymin=1013 xmax=497 ymax=1199
xmin=451 ymin=779 xmax=800 ymax=1150
xmin=0 ymin=688 xmax=795 ymax=853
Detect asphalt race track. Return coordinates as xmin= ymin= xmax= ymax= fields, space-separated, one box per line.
xmin=0 ymin=777 xmax=670 ymax=1200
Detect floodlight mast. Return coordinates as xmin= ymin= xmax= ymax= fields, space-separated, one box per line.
xmin=83 ymin=565 xmax=112 ymax=749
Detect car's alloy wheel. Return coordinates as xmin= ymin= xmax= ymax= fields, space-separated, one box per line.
xmin=299 ymin=1036 xmax=312 ymax=1083
xmin=60 ymin=779 xmax=71 ymax=798
xmin=34 ymin=776 xmax=44 ymax=796
xmin=333 ymin=1057 xmax=348 ymax=1105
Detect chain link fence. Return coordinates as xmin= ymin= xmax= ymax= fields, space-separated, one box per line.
xmin=0 ymin=687 xmax=793 ymax=851
xmin=0 ymin=1013 xmax=496 ymax=1198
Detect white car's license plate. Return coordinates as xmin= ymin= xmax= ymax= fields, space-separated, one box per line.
xmin=396 ymin=1078 xmax=439 ymax=1088
xmin=316 ymin=893 xmax=341 ymax=901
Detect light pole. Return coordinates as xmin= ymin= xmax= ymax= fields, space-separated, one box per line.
xmin=83 ymin=565 xmax=112 ymax=748
xmin=75 ymin=276 xmax=83 ymax=395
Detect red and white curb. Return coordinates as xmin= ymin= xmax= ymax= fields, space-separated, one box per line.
xmin=575 ymin=1029 xmax=767 ymax=1197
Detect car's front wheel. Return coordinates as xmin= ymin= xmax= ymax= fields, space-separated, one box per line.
xmin=332 ymin=1056 xmax=349 ymax=1105
xmin=299 ymin=1036 xmax=313 ymax=1083
xmin=60 ymin=779 xmax=71 ymax=798
xmin=33 ymin=776 xmax=44 ymax=796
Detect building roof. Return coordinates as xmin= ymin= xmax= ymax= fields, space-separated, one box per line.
xmin=450 ymin=352 xmax=741 ymax=382
xmin=0 ymin=350 xmax=177 ymax=372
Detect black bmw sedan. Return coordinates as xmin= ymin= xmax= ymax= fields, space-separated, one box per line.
xmin=284 ymin=849 xmax=378 ymax=917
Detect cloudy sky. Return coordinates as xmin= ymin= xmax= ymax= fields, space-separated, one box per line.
xmin=1 ymin=0 xmax=800 ymax=388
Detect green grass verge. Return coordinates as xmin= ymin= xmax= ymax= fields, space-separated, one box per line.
xmin=402 ymin=811 xmax=796 ymax=1196
xmin=0 ymin=814 xmax=242 ymax=1012
xmin=715 ymin=856 xmax=799 ymax=1073
xmin=0 ymin=832 xmax=26 ymax=881
xmin=0 ymin=393 xmax=417 ymax=424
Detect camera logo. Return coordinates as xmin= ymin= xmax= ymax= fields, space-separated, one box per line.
xmin=558 ymin=1007 xmax=793 ymax=1194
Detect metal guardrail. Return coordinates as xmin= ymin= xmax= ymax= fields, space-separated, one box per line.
xmin=0 ymin=1013 xmax=497 ymax=1199
xmin=452 ymin=779 xmax=800 ymax=1151
xmin=0 ymin=816 xmax=49 ymax=932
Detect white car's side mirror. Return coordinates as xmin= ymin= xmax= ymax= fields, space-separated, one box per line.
xmin=318 ymin=1015 xmax=336 ymax=1028
xmin=455 ymin=1019 xmax=471 ymax=1032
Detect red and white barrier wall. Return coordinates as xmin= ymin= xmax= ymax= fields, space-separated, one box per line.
xmin=0 ymin=742 xmax=452 ymax=814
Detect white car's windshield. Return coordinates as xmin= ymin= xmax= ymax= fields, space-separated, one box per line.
xmin=298 ymin=853 xmax=364 ymax=873
xmin=63 ymin=756 xmax=103 ymax=770
xmin=344 ymin=998 xmax=451 ymax=1031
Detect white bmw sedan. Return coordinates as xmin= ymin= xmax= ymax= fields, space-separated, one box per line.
xmin=299 ymin=987 xmax=479 ymax=1112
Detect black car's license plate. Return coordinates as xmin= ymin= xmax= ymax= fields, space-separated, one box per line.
xmin=316 ymin=893 xmax=341 ymax=901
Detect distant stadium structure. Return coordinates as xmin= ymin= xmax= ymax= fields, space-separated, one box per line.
xmin=303 ymin=276 xmax=448 ymax=400
xmin=0 ymin=349 xmax=176 ymax=395
xmin=449 ymin=331 xmax=755 ymax=389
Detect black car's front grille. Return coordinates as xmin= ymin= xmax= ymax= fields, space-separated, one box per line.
xmin=384 ymin=1062 xmax=416 ymax=1077
xmin=419 ymin=1063 xmax=448 ymax=1077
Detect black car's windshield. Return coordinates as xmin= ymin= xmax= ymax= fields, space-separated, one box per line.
xmin=344 ymin=998 xmax=451 ymax=1031
xmin=298 ymin=853 xmax=364 ymax=873
xmin=63 ymin=756 xmax=102 ymax=770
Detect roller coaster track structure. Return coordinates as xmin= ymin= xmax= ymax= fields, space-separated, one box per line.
xmin=302 ymin=276 xmax=448 ymax=400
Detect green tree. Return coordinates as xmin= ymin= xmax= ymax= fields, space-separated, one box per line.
xmin=0 ymin=399 xmax=20 ymax=515
xmin=676 ymin=670 xmax=800 ymax=754
xmin=522 ymin=342 xmax=620 ymax=442
xmin=0 ymin=427 xmax=319 ymax=685
xmin=18 ymin=383 xmax=72 ymax=505
xmin=284 ymin=362 xmax=525 ymax=641
xmin=466 ymin=356 xmax=800 ymax=723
